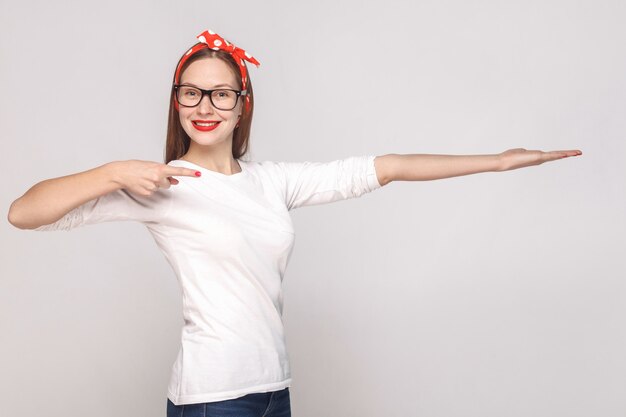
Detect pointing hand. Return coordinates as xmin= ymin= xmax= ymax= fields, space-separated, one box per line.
xmin=112 ymin=160 xmax=201 ymax=196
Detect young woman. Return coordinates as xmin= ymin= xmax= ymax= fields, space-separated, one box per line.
xmin=7 ymin=29 xmax=582 ymax=417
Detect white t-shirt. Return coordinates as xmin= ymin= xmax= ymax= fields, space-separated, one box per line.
xmin=34 ymin=155 xmax=383 ymax=405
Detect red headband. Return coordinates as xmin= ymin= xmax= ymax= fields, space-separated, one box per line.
xmin=174 ymin=29 xmax=261 ymax=113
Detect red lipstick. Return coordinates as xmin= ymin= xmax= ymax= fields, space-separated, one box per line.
xmin=192 ymin=120 xmax=221 ymax=132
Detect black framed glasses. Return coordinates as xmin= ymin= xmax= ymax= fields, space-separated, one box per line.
xmin=173 ymin=84 xmax=247 ymax=110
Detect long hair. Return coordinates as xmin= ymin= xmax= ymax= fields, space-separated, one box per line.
xmin=164 ymin=47 xmax=255 ymax=163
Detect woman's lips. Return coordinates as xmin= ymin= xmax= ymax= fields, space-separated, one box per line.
xmin=192 ymin=121 xmax=221 ymax=132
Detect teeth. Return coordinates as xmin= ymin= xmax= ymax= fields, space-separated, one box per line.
xmin=195 ymin=122 xmax=218 ymax=127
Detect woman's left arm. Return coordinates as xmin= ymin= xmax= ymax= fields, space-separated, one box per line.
xmin=374 ymin=148 xmax=583 ymax=185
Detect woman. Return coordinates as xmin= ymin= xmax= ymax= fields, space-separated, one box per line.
xmin=7 ymin=29 xmax=582 ymax=417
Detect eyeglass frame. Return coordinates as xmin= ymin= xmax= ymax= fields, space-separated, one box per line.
xmin=173 ymin=84 xmax=248 ymax=110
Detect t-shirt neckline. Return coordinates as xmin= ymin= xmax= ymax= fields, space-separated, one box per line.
xmin=172 ymin=159 xmax=247 ymax=179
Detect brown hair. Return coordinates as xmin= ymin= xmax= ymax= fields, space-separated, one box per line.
xmin=164 ymin=46 xmax=255 ymax=163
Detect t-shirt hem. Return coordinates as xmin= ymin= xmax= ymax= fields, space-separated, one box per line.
xmin=167 ymin=378 xmax=292 ymax=406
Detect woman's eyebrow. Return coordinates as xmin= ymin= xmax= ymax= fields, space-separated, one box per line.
xmin=181 ymin=82 xmax=236 ymax=89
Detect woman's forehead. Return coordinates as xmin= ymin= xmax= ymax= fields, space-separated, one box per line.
xmin=180 ymin=58 xmax=238 ymax=88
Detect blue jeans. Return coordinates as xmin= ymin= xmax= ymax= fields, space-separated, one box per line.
xmin=166 ymin=388 xmax=291 ymax=417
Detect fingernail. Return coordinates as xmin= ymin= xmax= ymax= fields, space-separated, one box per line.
xmin=195 ymin=171 xmax=201 ymax=177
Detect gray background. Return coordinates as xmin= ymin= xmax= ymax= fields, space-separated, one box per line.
xmin=2 ymin=0 xmax=625 ymax=416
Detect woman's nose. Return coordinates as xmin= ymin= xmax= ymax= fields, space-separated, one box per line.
xmin=197 ymin=94 xmax=214 ymax=113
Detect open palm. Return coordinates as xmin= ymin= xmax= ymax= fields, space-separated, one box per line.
xmin=498 ymin=148 xmax=582 ymax=171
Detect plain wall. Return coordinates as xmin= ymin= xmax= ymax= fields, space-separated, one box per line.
xmin=2 ymin=0 xmax=625 ymax=416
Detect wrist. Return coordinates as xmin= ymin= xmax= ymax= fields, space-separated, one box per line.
xmin=100 ymin=161 xmax=125 ymax=191
xmin=493 ymin=153 xmax=505 ymax=172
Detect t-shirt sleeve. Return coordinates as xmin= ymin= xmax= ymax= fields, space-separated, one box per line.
xmin=276 ymin=155 xmax=383 ymax=211
xmin=32 ymin=188 xmax=171 ymax=232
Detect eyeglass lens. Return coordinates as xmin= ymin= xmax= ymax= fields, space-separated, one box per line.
xmin=177 ymin=86 xmax=238 ymax=110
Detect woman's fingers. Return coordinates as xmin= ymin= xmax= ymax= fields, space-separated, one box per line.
xmin=115 ymin=160 xmax=202 ymax=197
xmin=158 ymin=176 xmax=173 ymax=189
xmin=154 ymin=166 xmax=200 ymax=190
xmin=499 ymin=148 xmax=582 ymax=171
xmin=166 ymin=166 xmax=202 ymax=178
xmin=547 ymin=149 xmax=583 ymax=161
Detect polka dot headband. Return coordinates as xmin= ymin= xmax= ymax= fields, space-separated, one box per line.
xmin=174 ymin=29 xmax=261 ymax=113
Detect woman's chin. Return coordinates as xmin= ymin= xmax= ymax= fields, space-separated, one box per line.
xmin=188 ymin=134 xmax=233 ymax=147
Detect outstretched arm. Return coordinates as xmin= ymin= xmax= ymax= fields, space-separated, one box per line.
xmin=374 ymin=148 xmax=582 ymax=184
xmin=7 ymin=161 xmax=199 ymax=230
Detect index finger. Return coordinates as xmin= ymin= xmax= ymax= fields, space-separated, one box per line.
xmin=165 ymin=166 xmax=201 ymax=177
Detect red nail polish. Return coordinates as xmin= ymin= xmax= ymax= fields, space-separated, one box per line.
xmin=195 ymin=171 xmax=201 ymax=177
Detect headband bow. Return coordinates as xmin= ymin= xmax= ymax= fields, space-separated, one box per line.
xmin=174 ymin=29 xmax=261 ymax=113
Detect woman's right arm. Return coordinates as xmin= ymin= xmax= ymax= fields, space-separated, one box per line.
xmin=7 ymin=160 xmax=200 ymax=230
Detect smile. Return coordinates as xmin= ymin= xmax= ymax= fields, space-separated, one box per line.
xmin=192 ymin=121 xmax=221 ymax=132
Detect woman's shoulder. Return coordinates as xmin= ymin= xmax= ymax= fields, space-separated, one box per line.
xmin=240 ymin=159 xmax=282 ymax=178
xmin=240 ymin=159 xmax=281 ymax=169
